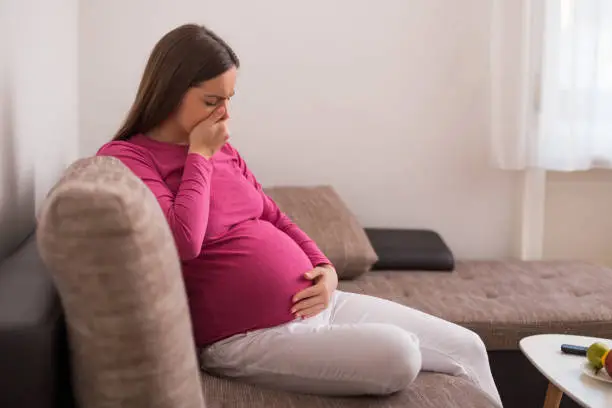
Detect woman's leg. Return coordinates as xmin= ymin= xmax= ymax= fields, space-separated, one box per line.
xmin=200 ymin=310 xmax=422 ymax=396
xmin=331 ymin=291 xmax=502 ymax=407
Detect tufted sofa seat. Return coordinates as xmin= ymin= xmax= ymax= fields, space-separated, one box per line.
xmin=339 ymin=260 xmax=612 ymax=350
xmin=339 ymin=260 xmax=612 ymax=407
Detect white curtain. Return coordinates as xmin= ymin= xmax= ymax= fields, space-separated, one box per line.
xmin=0 ymin=0 xmax=78 ymax=259
xmin=491 ymin=0 xmax=612 ymax=171
xmin=490 ymin=0 xmax=544 ymax=169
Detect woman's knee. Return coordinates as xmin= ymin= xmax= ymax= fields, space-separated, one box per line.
xmin=374 ymin=326 xmax=422 ymax=394
xmin=456 ymin=328 xmax=488 ymax=361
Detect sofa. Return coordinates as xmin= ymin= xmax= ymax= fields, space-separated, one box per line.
xmin=2 ymin=156 xmax=612 ymax=408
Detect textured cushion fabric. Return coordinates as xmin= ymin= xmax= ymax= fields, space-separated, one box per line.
xmin=339 ymin=261 xmax=612 ymax=351
xmin=36 ymin=157 xmax=205 ymax=408
xmin=200 ymin=372 xmax=497 ymax=408
xmin=264 ymin=186 xmax=378 ymax=279
xmin=365 ymin=228 xmax=454 ymax=271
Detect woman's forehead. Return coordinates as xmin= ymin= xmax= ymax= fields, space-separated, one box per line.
xmin=197 ymin=67 xmax=237 ymax=96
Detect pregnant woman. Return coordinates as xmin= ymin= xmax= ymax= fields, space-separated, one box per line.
xmin=98 ymin=24 xmax=502 ymax=407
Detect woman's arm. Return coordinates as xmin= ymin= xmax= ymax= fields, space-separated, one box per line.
xmin=229 ymin=145 xmax=332 ymax=268
xmin=98 ymin=144 xmax=212 ymax=261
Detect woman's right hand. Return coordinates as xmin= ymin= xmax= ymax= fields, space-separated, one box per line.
xmin=188 ymin=106 xmax=229 ymax=159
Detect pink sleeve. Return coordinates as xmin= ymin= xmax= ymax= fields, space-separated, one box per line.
xmin=98 ymin=144 xmax=212 ymax=261
xmin=229 ymin=145 xmax=331 ymax=268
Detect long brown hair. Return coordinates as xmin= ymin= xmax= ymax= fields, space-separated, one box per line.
xmin=112 ymin=24 xmax=239 ymax=141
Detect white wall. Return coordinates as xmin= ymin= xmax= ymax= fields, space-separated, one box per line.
xmin=79 ymin=0 xmax=523 ymax=259
xmin=0 ymin=0 xmax=78 ymax=259
xmin=544 ymin=171 xmax=612 ymax=266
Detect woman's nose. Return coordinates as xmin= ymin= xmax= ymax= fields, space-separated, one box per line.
xmin=220 ymin=100 xmax=230 ymax=120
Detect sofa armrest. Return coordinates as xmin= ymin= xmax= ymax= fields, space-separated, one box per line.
xmin=0 ymin=234 xmax=70 ymax=408
xmin=36 ymin=157 xmax=205 ymax=408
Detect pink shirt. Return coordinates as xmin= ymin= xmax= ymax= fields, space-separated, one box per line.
xmin=98 ymin=135 xmax=330 ymax=346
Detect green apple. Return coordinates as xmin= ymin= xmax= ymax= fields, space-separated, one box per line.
xmin=587 ymin=342 xmax=609 ymax=371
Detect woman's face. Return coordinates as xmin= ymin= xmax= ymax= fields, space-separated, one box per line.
xmin=175 ymin=66 xmax=237 ymax=135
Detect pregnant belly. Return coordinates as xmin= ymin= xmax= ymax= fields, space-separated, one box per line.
xmin=183 ymin=219 xmax=314 ymax=346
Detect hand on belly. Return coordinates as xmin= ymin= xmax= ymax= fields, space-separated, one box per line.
xmin=291 ymin=265 xmax=338 ymax=319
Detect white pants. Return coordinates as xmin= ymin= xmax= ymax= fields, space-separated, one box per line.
xmin=200 ymin=290 xmax=502 ymax=407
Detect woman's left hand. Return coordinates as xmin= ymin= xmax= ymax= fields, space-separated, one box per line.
xmin=291 ymin=265 xmax=338 ymax=319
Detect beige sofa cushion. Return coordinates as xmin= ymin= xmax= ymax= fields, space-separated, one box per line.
xmin=265 ymin=186 xmax=378 ymax=280
xmin=37 ymin=157 xmax=205 ymax=408
xmin=200 ymin=371 xmax=497 ymax=408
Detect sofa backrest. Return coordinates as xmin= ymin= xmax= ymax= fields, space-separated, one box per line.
xmin=36 ymin=156 xmax=205 ymax=408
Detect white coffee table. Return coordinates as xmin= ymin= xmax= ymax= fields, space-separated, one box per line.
xmin=520 ymin=334 xmax=612 ymax=408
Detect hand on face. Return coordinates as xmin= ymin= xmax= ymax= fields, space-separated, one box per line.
xmin=182 ymin=67 xmax=236 ymax=158
xmin=187 ymin=106 xmax=229 ymax=159
xmin=291 ymin=265 xmax=338 ymax=319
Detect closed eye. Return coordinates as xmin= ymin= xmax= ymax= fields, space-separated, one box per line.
xmin=202 ymin=91 xmax=235 ymax=107
xmin=203 ymin=96 xmax=233 ymax=107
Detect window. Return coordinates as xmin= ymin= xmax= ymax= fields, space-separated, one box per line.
xmin=538 ymin=0 xmax=612 ymax=169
